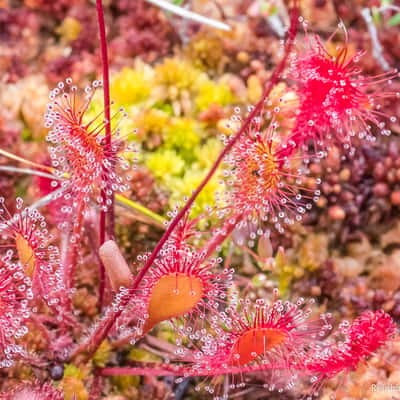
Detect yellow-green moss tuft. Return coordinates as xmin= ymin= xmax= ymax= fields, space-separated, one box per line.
xmin=111 ymin=66 xmax=153 ymax=106
xmin=146 ymin=149 xmax=185 ymax=180
xmin=93 ymin=340 xmax=112 ymax=368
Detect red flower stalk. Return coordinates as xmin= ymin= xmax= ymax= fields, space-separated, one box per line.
xmin=303 ymin=310 xmax=396 ymax=382
xmin=95 ymin=0 xmax=114 ymax=310
xmin=0 ymin=198 xmax=62 ymax=305
xmin=224 ymin=118 xmax=320 ymax=235
xmin=137 ymin=217 xmax=233 ymax=333
xmin=0 ymin=253 xmax=32 ymax=368
xmin=289 ymin=34 xmax=399 ymax=150
xmin=0 ymin=380 xmax=63 ymax=400
xmin=44 ymin=79 xmax=131 ymax=219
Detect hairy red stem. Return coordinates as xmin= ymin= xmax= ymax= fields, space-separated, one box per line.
xmin=95 ymin=0 xmax=113 ymax=309
xmin=201 ymin=214 xmax=242 ymax=259
xmin=71 ymin=2 xmax=299 ymax=363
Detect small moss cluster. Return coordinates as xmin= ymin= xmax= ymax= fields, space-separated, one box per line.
xmin=94 ymin=57 xmax=238 ymax=218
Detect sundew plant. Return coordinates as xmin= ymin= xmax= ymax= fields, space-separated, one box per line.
xmin=0 ymin=0 xmax=400 ymax=399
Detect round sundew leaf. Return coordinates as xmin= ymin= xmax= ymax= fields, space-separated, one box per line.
xmin=144 ymin=273 xmax=204 ymax=331
xmin=231 ymin=327 xmax=287 ymax=365
xmin=15 ymin=233 xmax=36 ymax=278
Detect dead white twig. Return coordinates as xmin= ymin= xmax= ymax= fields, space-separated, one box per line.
xmin=361 ymin=8 xmax=391 ymax=71
xmin=145 ymin=0 xmax=231 ymax=31
xmin=0 ymin=165 xmax=61 ymax=180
